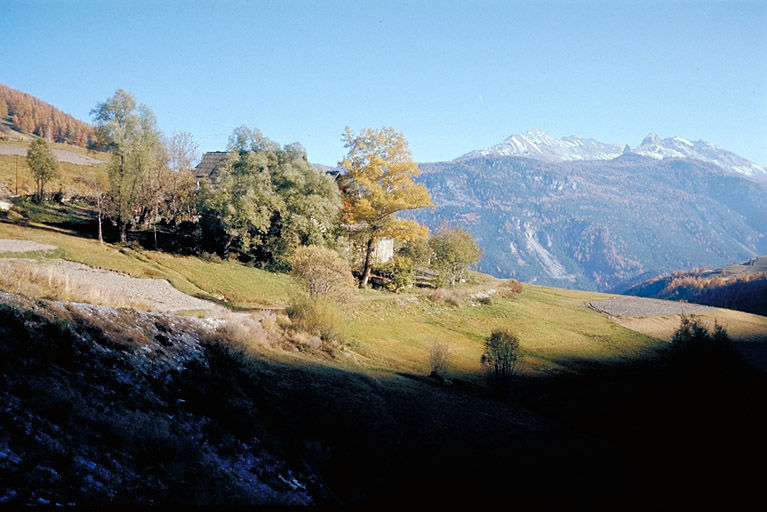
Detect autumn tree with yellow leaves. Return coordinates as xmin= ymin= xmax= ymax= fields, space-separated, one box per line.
xmin=339 ymin=126 xmax=433 ymax=288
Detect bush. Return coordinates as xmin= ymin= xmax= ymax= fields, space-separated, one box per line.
xmin=286 ymin=296 xmax=345 ymax=343
xmin=290 ymin=245 xmax=356 ymax=303
xmin=424 ymin=287 xmax=462 ymax=306
xmin=377 ymin=255 xmax=415 ymax=292
xmin=670 ymin=314 xmax=734 ymax=369
xmin=498 ymin=279 xmax=523 ymax=297
xmin=481 ymin=329 xmax=520 ymax=396
xmin=427 ymin=341 xmax=452 ymax=379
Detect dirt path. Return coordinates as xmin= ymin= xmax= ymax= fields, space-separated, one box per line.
xmin=0 ymin=238 xmax=229 ymax=316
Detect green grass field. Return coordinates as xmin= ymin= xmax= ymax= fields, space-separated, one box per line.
xmin=0 ymin=214 xmax=669 ymax=382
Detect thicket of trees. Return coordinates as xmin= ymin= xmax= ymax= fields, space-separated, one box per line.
xmin=199 ymin=125 xmax=342 ymax=269
xmin=0 ymin=83 xmax=94 ymax=147
xmin=11 ymin=87 xmax=484 ymax=290
xmin=629 ymin=268 xmax=767 ymax=316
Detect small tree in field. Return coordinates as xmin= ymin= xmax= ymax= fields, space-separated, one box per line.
xmin=670 ymin=314 xmax=735 ymax=370
xmin=481 ymin=329 xmax=520 ymax=395
xmin=429 ymin=224 xmax=482 ymax=288
xmin=26 ymin=138 xmax=58 ymax=202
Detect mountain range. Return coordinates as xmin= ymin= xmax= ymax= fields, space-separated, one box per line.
xmin=410 ymin=129 xmax=767 ymax=292
xmin=459 ymin=129 xmax=767 ymax=179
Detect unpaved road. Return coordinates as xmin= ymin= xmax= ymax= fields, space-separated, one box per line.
xmin=0 ymin=144 xmax=103 ymax=166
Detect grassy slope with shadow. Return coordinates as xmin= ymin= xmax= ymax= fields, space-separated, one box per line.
xmin=1 ymin=206 xmax=766 ymax=506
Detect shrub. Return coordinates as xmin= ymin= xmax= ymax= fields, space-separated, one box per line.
xmin=498 ymin=279 xmax=523 ymax=297
xmin=290 ymin=245 xmax=356 ymax=303
xmin=427 ymin=341 xmax=452 ymax=379
xmin=670 ymin=314 xmax=734 ymax=369
xmin=377 ymin=255 xmax=415 ymax=292
xmin=481 ymin=329 xmax=520 ymax=396
xmin=286 ymin=295 xmax=345 ymax=343
xmin=424 ymin=287 xmax=462 ymax=306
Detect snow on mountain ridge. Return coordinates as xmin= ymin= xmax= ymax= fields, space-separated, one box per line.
xmin=458 ymin=130 xmax=766 ymax=179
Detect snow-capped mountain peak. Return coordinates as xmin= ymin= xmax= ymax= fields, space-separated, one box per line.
xmin=458 ymin=129 xmax=767 ymax=179
xmin=459 ymin=129 xmax=623 ymax=162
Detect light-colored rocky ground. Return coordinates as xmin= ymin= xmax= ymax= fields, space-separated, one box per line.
xmin=0 ymin=144 xmax=103 ymax=166
xmin=0 ymin=239 xmax=58 ymax=253
xmin=0 ymin=239 xmax=228 ymax=316
xmin=588 ymin=296 xmax=715 ymax=317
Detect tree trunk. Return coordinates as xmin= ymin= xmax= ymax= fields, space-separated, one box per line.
xmin=119 ymin=219 xmax=127 ymax=243
xmin=360 ymin=236 xmax=375 ymax=288
xmin=97 ymin=203 xmax=103 ymax=244
xmin=223 ymin=234 xmax=235 ymax=260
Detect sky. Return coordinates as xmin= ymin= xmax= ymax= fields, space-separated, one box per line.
xmin=2 ymin=0 xmax=766 ymax=167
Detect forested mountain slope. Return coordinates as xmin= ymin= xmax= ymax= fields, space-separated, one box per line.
xmin=413 ymin=154 xmax=767 ymax=291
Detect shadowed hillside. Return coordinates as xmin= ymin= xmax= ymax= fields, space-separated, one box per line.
xmin=1 ymin=288 xmax=765 ymax=507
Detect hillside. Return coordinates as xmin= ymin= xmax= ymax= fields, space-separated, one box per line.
xmin=624 ymin=256 xmax=767 ymax=316
xmin=1 ymin=216 xmax=766 ymax=506
xmin=0 ymin=83 xmax=94 ymax=148
xmin=412 ymin=154 xmax=767 ymax=292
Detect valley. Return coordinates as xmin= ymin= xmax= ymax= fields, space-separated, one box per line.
xmin=1 ymin=84 xmax=766 ymax=507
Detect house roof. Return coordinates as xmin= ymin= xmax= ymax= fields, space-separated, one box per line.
xmin=194 ymin=151 xmax=230 ymax=180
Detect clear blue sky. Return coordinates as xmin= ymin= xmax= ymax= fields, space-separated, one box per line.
xmin=2 ymin=0 xmax=766 ymax=166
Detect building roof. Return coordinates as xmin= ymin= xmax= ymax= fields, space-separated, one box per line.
xmin=194 ymin=151 xmax=230 ymax=180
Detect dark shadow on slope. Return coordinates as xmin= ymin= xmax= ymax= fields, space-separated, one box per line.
xmin=1 ymin=295 xmax=765 ymax=507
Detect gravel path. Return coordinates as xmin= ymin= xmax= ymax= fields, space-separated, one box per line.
xmin=0 ymin=240 xmax=57 ymax=253
xmin=43 ymin=259 xmax=229 ymax=315
xmin=0 ymin=238 xmax=228 ymax=316
xmin=588 ymin=296 xmax=715 ymax=317
xmin=0 ymin=144 xmax=103 ymax=166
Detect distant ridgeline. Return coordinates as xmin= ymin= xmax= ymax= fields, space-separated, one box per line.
xmin=624 ymin=256 xmax=767 ymax=317
xmin=410 ymin=130 xmax=767 ymax=292
xmin=0 ymin=83 xmax=94 ymax=147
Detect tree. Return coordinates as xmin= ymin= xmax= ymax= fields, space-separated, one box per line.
xmin=339 ymin=126 xmax=433 ymax=288
xmin=429 ymin=224 xmax=482 ymax=288
xmin=481 ymin=329 xmax=521 ymax=396
xmin=26 ymin=138 xmax=58 ymax=202
xmin=670 ymin=314 xmax=734 ymax=369
xmin=163 ymin=131 xmax=199 ymax=226
xmin=91 ymin=89 xmax=164 ymax=242
xmin=200 ymin=125 xmax=341 ymax=263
